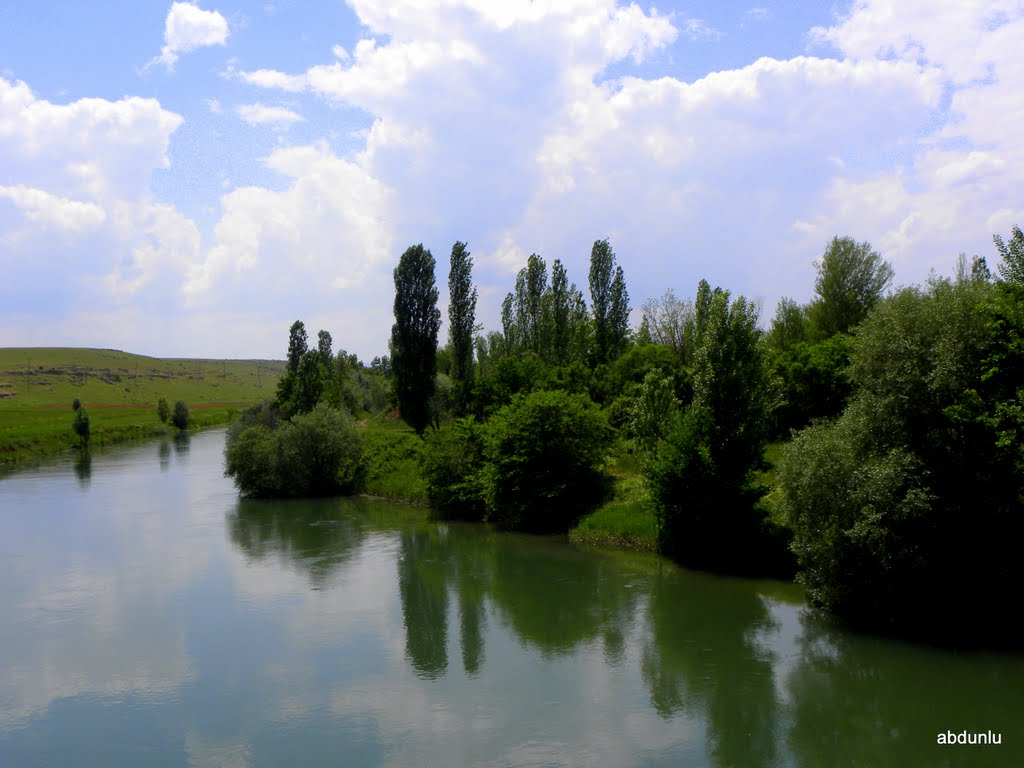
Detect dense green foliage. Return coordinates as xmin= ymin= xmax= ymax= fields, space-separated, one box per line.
xmin=643 ymin=282 xmax=789 ymax=575
xmin=421 ymin=390 xmax=611 ymax=531
xmin=481 ymin=390 xmax=611 ymax=532
xmin=391 ymin=244 xmax=441 ymax=435
xmin=420 ymin=417 xmax=487 ymax=518
xmin=808 ymin=236 xmax=894 ymax=339
xmin=778 ymin=267 xmax=1024 ymax=644
xmin=225 ymin=403 xmax=362 ymax=498
xmin=171 ymin=400 xmax=190 ymax=431
xmin=157 ymin=397 xmax=169 ymax=423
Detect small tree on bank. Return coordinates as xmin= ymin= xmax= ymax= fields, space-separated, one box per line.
xmin=172 ymin=400 xmax=190 ymax=431
xmin=391 ymin=244 xmax=441 ymax=435
xmin=157 ymin=397 xmax=169 ymax=423
xmin=73 ymin=406 xmax=90 ymax=448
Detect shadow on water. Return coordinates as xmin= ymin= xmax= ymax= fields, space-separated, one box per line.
xmin=172 ymin=431 xmax=190 ymax=458
xmin=786 ymin=609 xmax=1024 ymax=767
xmin=226 ymin=496 xmax=371 ymax=590
xmin=396 ymin=524 xmax=642 ymax=680
xmin=73 ymin=449 xmax=92 ymax=490
xmin=640 ymin=569 xmax=782 ymax=768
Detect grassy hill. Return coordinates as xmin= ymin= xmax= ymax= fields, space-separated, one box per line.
xmin=0 ymin=348 xmax=285 ymax=462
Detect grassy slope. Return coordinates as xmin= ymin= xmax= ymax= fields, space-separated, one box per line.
xmin=0 ymin=347 xmax=285 ymax=462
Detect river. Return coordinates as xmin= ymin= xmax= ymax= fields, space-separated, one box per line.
xmin=1 ymin=428 xmax=1022 ymax=766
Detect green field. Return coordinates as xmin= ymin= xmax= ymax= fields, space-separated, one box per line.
xmin=0 ymin=348 xmax=285 ymax=462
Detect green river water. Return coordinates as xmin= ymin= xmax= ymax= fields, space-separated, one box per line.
xmin=1 ymin=428 xmax=1022 ymax=767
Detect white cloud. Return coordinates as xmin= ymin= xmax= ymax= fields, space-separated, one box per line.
xmin=681 ymin=18 xmax=721 ymax=41
xmin=183 ymin=141 xmax=394 ymax=314
xmin=0 ymin=185 xmax=106 ymax=232
xmin=0 ymin=76 xmax=199 ymax=317
xmin=152 ymin=1 xmax=230 ymax=70
xmin=236 ymin=103 xmax=306 ymax=127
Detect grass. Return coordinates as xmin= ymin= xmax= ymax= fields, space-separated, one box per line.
xmin=570 ymin=444 xmax=658 ymax=551
xmin=358 ymin=427 xmax=430 ymax=504
xmin=0 ymin=347 xmax=285 ymax=462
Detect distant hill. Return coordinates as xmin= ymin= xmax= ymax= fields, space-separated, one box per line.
xmin=0 ymin=348 xmax=286 ymax=462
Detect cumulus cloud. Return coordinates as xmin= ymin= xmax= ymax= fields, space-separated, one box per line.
xmin=0 ymin=76 xmax=199 ymax=316
xmin=152 ymin=1 xmax=229 ymax=70
xmin=184 ymin=141 xmax=394 ymax=311
xmin=236 ymin=103 xmax=306 ymax=127
xmin=0 ymin=185 xmax=106 ymax=232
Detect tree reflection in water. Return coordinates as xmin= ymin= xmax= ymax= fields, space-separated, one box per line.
xmin=786 ymin=610 xmax=1024 ymax=768
xmin=641 ymin=569 xmax=781 ymax=768
xmin=73 ymin=449 xmax=92 ymax=490
xmin=227 ymin=496 xmax=369 ymax=590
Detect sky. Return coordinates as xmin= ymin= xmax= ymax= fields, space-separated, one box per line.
xmin=1 ymin=1 xmax=1022 ymax=361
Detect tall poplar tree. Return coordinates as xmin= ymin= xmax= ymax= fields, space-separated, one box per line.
xmin=588 ymin=239 xmax=630 ymax=363
xmin=391 ymin=244 xmax=441 ymax=435
xmin=448 ymin=241 xmax=477 ymax=412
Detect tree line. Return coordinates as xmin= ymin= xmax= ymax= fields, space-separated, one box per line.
xmin=224 ymin=226 xmax=1024 ymax=647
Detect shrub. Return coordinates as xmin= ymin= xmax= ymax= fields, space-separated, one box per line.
xmin=421 ymin=417 xmax=487 ymax=518
xmin=157 ymin=397 xmax=169 ymax=424
xmin=72 ymin=398 xmax=81 ymax=412
xmin=481 ymin=389 xmax=611 ymax=532
xmin=172 ymin=400 xmax=190 ymax=431
xmin=72 ymin=406 xmax=90 ymax=448
xmin=224 ymin=403 xmax=362 ymax=498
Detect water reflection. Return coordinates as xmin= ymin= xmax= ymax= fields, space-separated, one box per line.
xmin=172 ymin=431 xmax=190 ymax=456
xmin=227 ymin=497 xmax=368 ymax=589
xmin=399 ymin=528 xmax=450 ymax=679
xmin=640 ymin=570 xmax=782 ymax=768
xmin=158 ymin=439 xmax=170 ymax=472
xmin=6 ymin=429 xmax=1024 ymax=768
xmin=786 ymin=611 xmax=1024 ymax=767
xmin=73 ymin=449 xmax=91 ymax=489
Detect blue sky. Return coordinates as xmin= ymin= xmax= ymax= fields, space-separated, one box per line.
xmin=1 ymin=1 xmax=1022 ymax=360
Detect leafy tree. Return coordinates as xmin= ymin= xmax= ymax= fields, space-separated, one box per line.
xmin=514 ymin=253 xmax=548 ymax=354
xmin=157 ymin=397 xmax=169 ymax=423
xmin=72 ymin=398 xmax=81 ymax=412
xmin=317 ymin=329 xmax=333 ymax=366
xmin=640 ymin=289 xmax=692 ymax=355
xmin=808 ymin=236 xmax=894 ymax=339
xmin=448 ymin=241 xmax=477 ymax=412
xmin=645 ymin=282 xmax=783 ymax=574
xmin=500 ymin=292 xmax=518 ymax=354
xmin=765 ymin=297 xmax=809 ymax=354
xmin=370 ymin=355 xmax=392 ymax=378
xmin=172 ymin=400 xmax=190 ymax=431
xmin=779 ymin=271 xmax=1024 ymax=645
xmin=547 ymin=259 xmax=572 ymax=361
xmin=994 ymin=224 xmax=1024 ymax=284
xmin=287 ymin=320 xmax=308 ymax=374
xmin=290 ymin=350 xmax=326 ymax=415
xmin=771 ymin=334 xmax=853 ymax=436
xmin=391 ymin=244 xmax=442 ymax=435
xmin=73 ymin=406 xmax=90 ymax=448
xmin=589 ymin=239 xmax=629 ymax=363
xmin=225 ymin=403 xmax=362 ymax=498
xmin=421 ymin=417 xmax=487 ymax=519
xmin=482 ymin=389 xmax=611 ymax=532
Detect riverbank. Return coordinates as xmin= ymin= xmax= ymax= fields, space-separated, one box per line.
xmin=0 ymin=347 xmax=284 ymax=462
